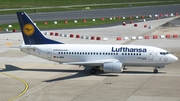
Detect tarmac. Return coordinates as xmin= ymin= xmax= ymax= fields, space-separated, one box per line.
xmin=0 ymin=16 xmax=180 ymax=101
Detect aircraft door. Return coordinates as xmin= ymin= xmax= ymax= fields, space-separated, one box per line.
xmin=47 ymin=48 xmax=52 ymax=58
xmin=148 ymin=50 xmax=154 ymax=60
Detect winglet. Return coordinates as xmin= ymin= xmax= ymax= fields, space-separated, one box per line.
xmin=16 ymin=12 xmax=63 ymax=45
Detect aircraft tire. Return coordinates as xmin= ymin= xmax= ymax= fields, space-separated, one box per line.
xmin=90 ymin=69 xmax=96 ymax=74
xmin=154 ymin=69 xmax=158 ymax=73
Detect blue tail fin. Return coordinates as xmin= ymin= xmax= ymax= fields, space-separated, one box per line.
xmin=16 ymin=12 xmax=63 ymax=45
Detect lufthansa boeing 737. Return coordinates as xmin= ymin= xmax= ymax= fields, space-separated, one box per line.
xmin=17 ymin=12 xmax=178 ymax=74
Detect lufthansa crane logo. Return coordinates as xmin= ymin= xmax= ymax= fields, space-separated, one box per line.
xmin=23 ymin=24 xmax=35 ymax=36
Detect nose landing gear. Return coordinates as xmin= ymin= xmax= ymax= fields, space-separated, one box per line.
xmin=153 ymin=66 xmax=164 ymax=73
xmin=153 ymin=69 xmax=158 ymax=73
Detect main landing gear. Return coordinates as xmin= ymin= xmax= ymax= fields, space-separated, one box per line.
xmin=90 ymin=66 xmax=100 ymax=74
xmin=90 ymin=69 xmax=96 ymax=74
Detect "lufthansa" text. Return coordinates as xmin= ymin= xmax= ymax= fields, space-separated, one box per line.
xmin=112 ymin=47 xmax=147 ymax=53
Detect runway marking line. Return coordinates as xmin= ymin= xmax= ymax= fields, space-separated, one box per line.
xmin=0 ymin=42 xmax=20 ymax=46
xmin=0 ymin=72 xmax=29 ymax=101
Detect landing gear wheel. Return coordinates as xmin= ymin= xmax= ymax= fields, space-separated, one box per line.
xmin=154 ymin=69 xmax=158 ymax=73
xmin=90 ymin=69 xmax=96 ymax=74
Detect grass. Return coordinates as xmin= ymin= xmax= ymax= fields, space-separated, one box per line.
xmin=0 ymin=0 xmax=179 ymax=14
xmin=0 ymin=0 xmax=178 ymax=30
xmin=0 ymin=16 xmax=148 ymax=31
xmin=0 ymin=0 xmax=175 ymax=8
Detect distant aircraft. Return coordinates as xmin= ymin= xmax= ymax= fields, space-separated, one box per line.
xmin=17 ymin=12 xmax=178 ymax=74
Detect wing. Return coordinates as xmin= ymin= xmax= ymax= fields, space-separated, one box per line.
xmin=62 ymin=59 xmax=120 ymax=66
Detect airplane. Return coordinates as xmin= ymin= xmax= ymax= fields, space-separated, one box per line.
xmin=16 ymin=12 xmax=178 ymax=74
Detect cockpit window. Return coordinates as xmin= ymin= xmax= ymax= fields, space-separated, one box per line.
xmin=160 ymin=52 xmax=169 ymax=55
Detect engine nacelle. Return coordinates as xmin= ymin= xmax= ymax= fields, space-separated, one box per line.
xmin=102 ymin=62 xmax=123 ymax=73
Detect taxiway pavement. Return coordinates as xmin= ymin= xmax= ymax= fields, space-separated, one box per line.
xmin=0 ymin=4 xmax=180 ymax=24
xmin=0 ymin=17 xmax=180 ymax=101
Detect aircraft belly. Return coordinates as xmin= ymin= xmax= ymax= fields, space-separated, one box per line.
xmin=123 ymin=63 xmax=165 ymax=67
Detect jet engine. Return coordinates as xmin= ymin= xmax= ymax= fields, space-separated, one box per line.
xmin=102 ymin=62 xmax=123 ymax=73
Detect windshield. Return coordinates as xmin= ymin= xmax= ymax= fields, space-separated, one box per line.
xmin=160 ymin=52 xmax=169 ymax=55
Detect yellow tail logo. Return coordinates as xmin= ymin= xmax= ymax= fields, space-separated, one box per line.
xmin=23 ymin=23 xmax=35 ymax=36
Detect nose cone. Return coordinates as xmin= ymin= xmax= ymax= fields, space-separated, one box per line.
xmin=170 ymin=55 xmax=178 ymax=63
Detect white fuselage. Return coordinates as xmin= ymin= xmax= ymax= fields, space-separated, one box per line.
xmin=20 ymin=44 xmax=177 ymax=67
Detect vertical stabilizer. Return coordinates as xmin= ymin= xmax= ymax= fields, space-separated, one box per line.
xmin=17 ymin=12 xmax=63 ymax=45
